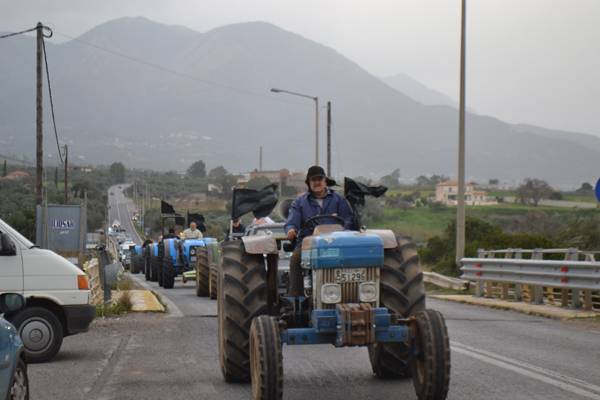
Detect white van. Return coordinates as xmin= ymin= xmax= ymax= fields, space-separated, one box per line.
xmin=0 ymin=218 xmax=95 ymax=363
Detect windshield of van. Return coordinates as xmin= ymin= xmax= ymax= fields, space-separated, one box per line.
xmin=0 ymin=218 xmax=35 ymax=248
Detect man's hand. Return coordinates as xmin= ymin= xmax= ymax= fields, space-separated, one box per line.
xmin=287 ymin=228 xmax=297 ymax=241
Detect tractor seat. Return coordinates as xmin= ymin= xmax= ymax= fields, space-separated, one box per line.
xmin=313 ymin=224 xmax=344 ymax=236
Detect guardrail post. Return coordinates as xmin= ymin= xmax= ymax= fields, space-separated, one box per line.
xmin=531 ymin=249 xmax=544 ymax=305
xmin=475 ymin=249 xmax=486 ymax=298
xmin=97 ymin=245 xmax=112 ymax=304
xmin=500 ymin=249 xmax=513 ymax=300
xmin=513 ymin=249 xmax=523 ymax=301
xmin=566 ymin=248 xmax=581 ymax=309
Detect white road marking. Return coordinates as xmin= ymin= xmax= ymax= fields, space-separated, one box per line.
xmin=452 ymin=341 xmax=600 ymax=400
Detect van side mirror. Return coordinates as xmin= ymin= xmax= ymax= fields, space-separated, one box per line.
xmin=0 ymin=293 xmax=25 ymax=314
xmin=0 ymin=233 xmax=16 ymax=256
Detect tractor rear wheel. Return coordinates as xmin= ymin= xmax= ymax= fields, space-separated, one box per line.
xmin=369 ymin=236 xmax=426 ymax=379
xmin=144 ymin=252 xmax=151 ymax=281
xmin=209 ymin=265 xmax=218 ymax=300
xmin=411 ymin=309 xmax=450 ymax=400
xmin=157 ymin=258 xmax=164 ymax=287
xmin=151 ymin=256 xmax=158 ymax=282
xmin=218 ymin=240 xmax=268 ymax=382
xmin=250 ymin=316 xmax=283 ymax=400
xmin=163 ymin=258 xmax=175 ymax=289
xmin=196 ymin=247 xmax=210 ymax=297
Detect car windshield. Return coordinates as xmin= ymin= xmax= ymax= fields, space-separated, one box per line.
xmin=0 ymin=218 xmax=35 ymax=248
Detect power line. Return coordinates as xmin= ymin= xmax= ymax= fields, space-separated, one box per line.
xmin=41 ymin=28 xmax=64 ymax=164
xmin=53 ymin=30 xmax=302 ymax=106
xmin=0 ymin=27 xmax=37 ymax=39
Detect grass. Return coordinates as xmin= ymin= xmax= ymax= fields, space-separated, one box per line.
xmin=95 ymin=291 xmax=133 ymax=317
xmin=373 ymin=203 xmax=600 ymax=243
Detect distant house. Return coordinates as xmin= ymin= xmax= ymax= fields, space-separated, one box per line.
xmin=0 ymin=170 xmax=30 ymax=181
xmin=249 ymin=169 xmax=290 ymax=186
xmin=435 ymin=180 xmax=497 ymax=206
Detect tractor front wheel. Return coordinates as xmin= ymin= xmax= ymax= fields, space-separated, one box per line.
xmin=369 ymin=235 xmax=426 ymax=379
xmin=196 ymin=248 xmax=210 ymax=297
xmin=209 ymin=265 xmax=218 ymax=300
xmin=250 ymin=316 xmax=283 ymax=400
xmin=218 ymin=240 xmax=268 ymax=382
xmin=411 ymin=309 xmax=450 ymax=400
xmin=163 ymin=258 xmax=175 ymax=289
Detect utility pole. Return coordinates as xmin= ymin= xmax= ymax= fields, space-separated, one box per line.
xmin=326 ymin=101 xmax=332 ymax=177
xmin=314 ymin=97 xmax=319 ymax=166
xmin=259 ymin=145 xmax=263 ymax=172
xmin=35 ymin=22 xmax=43 ymax=206
xmin=456 ymin=0 xmax=467 ymax=263
xmin=63 ymin=144 xmax=68 ymax=203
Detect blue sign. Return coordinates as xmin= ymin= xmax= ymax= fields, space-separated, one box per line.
xmin=595 ymin=178 xmax=600 ymax=202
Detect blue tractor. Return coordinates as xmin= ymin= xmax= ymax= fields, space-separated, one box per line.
xmin=218 ymin=181 xmax=450 ymax=400
xmin=158 ymin=238 xmax=184 ymax=289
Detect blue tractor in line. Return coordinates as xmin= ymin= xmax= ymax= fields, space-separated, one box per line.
xmin=218 ymin=179 xmax=450 ymax=400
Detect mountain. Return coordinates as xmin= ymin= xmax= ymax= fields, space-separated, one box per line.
xmin=0 ymin=17 xmax=598 ymax=186
xmin=382 ymin=73 xmax=456 ymax=107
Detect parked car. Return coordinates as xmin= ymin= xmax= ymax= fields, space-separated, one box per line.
xmin=0 ymin=292 xmax=29 ymax=399
xmin=0 ymin=218 xmax=96 ymax=363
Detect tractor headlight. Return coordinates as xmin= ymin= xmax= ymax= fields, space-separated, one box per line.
xmin=190 ymin=249 xmax=196 ymax=255
xmin=321 ymin=283 xmax=341 ymax=304
xmin=359 ymin=282 xmax=378 ymax=303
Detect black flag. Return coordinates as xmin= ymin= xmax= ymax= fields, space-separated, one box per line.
xmin=232 ymin=184 xmax=279 ymax=220
xmin=161 ymin=200 xmax=176 ymax=215
xmin=344 ymin=177 xmax=387 ymax=207
xmin=344 ymin=177 xmax=387 ymax=229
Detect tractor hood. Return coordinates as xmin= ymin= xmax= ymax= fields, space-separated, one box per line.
xmin=301 ymin=231 xmax=384 ymax=269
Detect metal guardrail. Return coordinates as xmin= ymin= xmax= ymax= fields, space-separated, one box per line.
xmin=423 ymin=271 xmax=470 ymax=291
xmin=460 ymin=248 xmax=600 ymax=311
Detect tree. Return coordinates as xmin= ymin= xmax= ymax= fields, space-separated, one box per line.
xmin=109 ymin=162 xmax=126 ymax=183
xmin=515 ymin=178 xmax=553 ymax=207
xmin=576 ymin=182 xmax=594 ymax=194
xmin=187 ymin=160 xmax=206 ymax=178
xmin=380 ymin=168 xmax=401 ymax=188
xmin=488 ymin=178 xmax=499 ymax=185
xmin=2 ymin=160 xmax=6 ymax=177
xmin=208 ymin=166 xmax=228 ymax=180
xmin=416 ymin=174 xmax=449 ymax=188
xmin=246 ymin=176 xmax=272 ymax=190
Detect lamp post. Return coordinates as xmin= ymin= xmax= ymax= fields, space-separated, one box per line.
xmin=456 ymin=0 xmax=467 ymax=263
xmin=270 ymin=88 xmax=319 ymax=165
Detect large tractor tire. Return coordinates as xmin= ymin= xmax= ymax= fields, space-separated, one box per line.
xmin=151 ymin=256 xmax=159 ymax=282
xmin=411 ymin=310 xmax=450 ymax=400
xmin=218 ymin=240 xmax=268 ymax=383
xmin=144 ymin=250 xmax=151 ymax=281
xmin=369 ymin=236 xmax=426 ymax=379
xmin=250 ymin=316 xmax=283 ymax=400
xmin=196 ymin=247 xmax=210 ymax=297
xmin=163 ymin=258 xmax=175 ymax=289
xmin=209 ymin=265 xmax=218 ymax=300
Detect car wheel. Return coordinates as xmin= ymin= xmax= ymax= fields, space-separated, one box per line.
xmin=11 ymin=307 xmax=64 ymax=363
xmin=8 ymin=357 xmax=29 ymax=400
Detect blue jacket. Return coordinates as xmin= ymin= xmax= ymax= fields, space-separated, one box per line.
xmin=285 ymin=189 xmax=354 ymax=245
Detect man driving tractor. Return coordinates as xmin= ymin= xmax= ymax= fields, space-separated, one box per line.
xmin=285 ymin=165 xmax=354 ymax=296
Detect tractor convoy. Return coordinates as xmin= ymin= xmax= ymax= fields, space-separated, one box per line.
xmin=122 ymin=180 xmax=450 ymax=400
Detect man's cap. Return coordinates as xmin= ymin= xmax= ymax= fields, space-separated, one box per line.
xmin=306 ymin=165 xmax=326 ymax=182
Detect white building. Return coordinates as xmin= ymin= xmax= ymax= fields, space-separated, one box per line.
xmin=435 ymin=181 xmax=497 ymax=206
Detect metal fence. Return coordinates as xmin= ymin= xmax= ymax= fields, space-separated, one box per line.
xmin=461 ymin=248 xmax=600 ymax=311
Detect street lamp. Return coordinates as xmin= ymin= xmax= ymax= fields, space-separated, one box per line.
xmin=270 ymin=88 xmax=319 ymax=165
xmin=456 ymin=0 xmax=467 ymax=263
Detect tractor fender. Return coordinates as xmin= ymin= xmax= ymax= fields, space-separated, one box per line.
xmin=241 ymin=235 xmax=278 ymax=254
xmin=365 ymin=229 xmax=398 ymax=249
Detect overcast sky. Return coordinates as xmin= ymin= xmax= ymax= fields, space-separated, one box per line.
xmin=3 ymin=0 xmax=600 ymax=136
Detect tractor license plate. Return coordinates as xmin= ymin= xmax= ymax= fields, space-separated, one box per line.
xmin=335 ymin=268 xmax=367 ymax=284
xmin=190 ymin=256 xmax=197 ymax=262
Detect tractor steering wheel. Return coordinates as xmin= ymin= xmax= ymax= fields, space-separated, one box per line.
xmin=302 ymin=214 xmax=346 ymax=231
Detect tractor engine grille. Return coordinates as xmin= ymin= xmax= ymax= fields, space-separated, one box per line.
xmin=314 ymin=267 xmax=380 ymax=309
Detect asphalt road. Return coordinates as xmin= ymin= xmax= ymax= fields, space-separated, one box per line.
xmin=27 ymin=185 xmax=600 ymax=400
